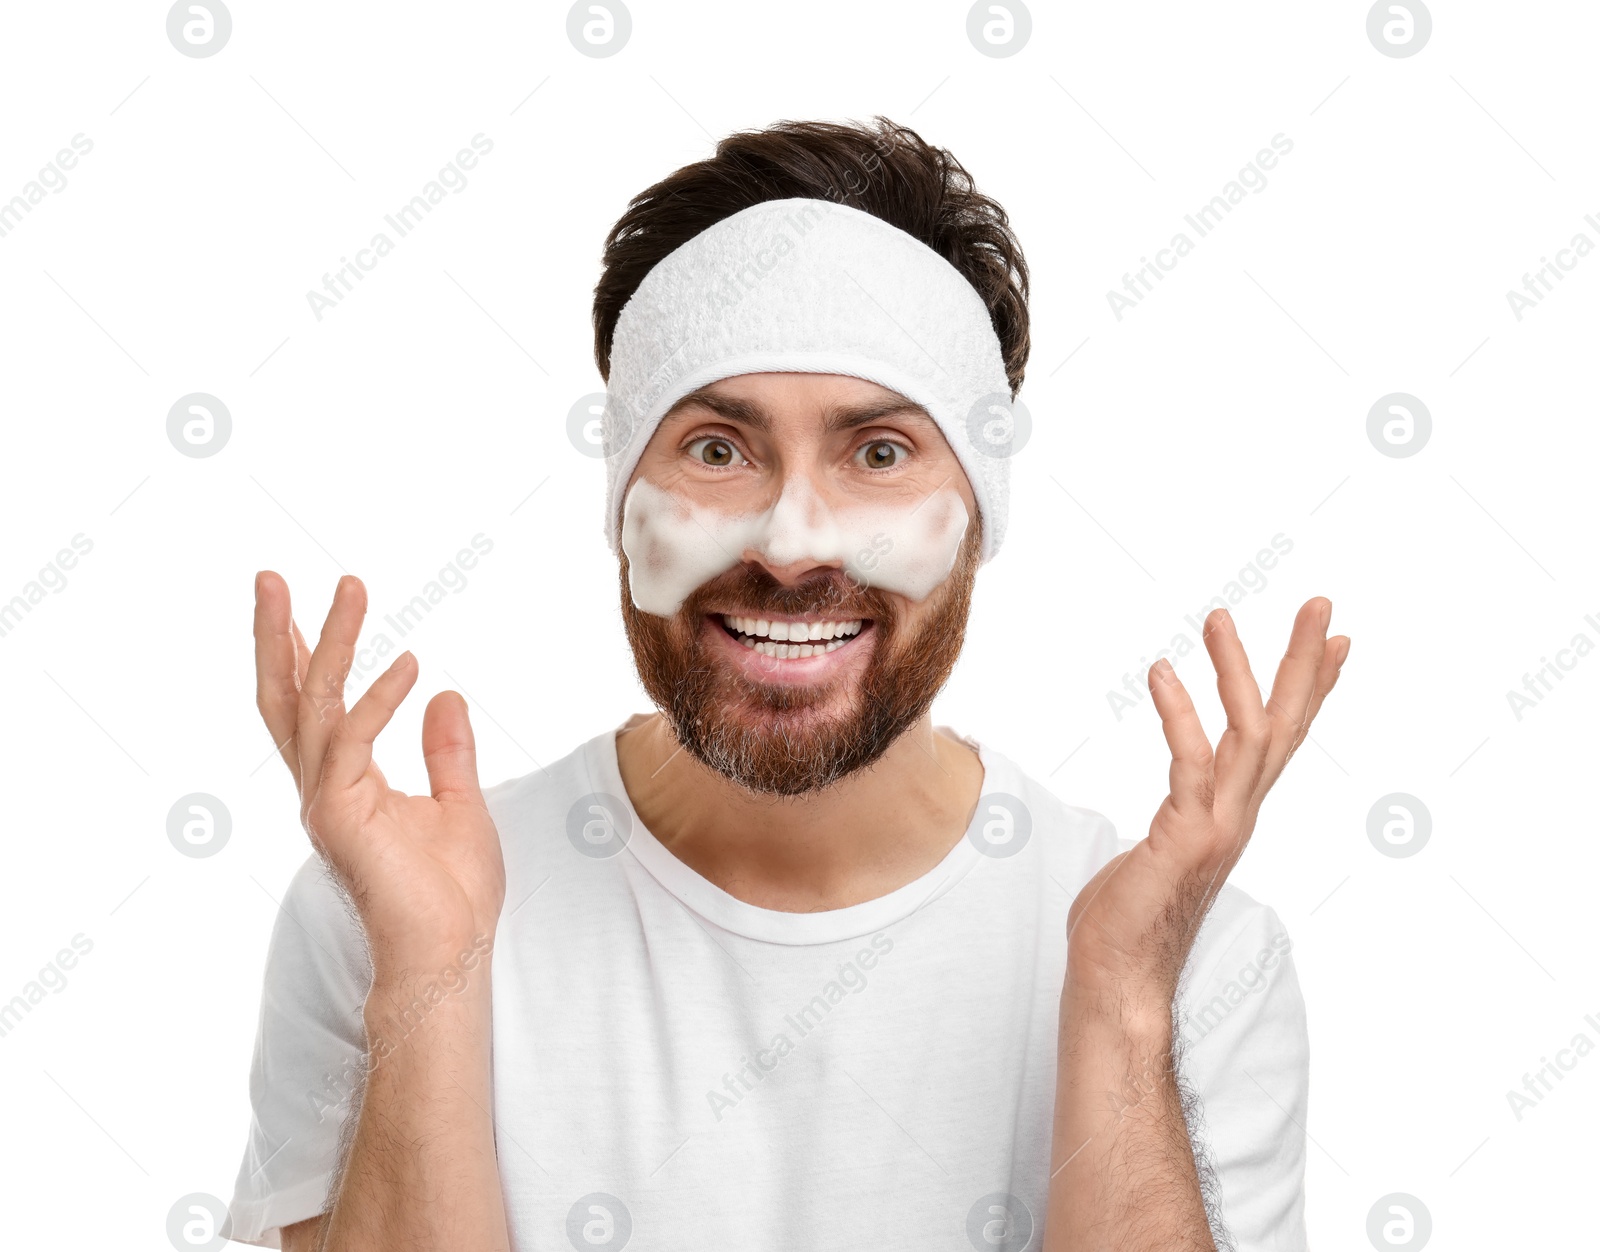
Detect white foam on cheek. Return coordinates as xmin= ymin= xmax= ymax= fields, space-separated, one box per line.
xmin=618 ymin=479 xmax=743 ymax=618
xmin=619 ymin=477 xmax=970 ymax=618
xmin=840 ymin=486 xmax=968 ymax=600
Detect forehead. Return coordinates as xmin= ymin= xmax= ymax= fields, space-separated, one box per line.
xmin=659 ymin=372 xmax=935 ymax=435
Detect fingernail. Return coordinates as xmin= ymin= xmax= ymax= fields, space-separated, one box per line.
xmin=1319 ymin=599 xmax=1332 ymax=631
xmin=1153 ymin=658 xmax=1176 ymax=683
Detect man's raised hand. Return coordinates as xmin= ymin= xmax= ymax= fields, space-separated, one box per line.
xmin=1064 ymin=597 xmax=1349 ymax=1018
xmin=252 ymin=571 xmax=506 ymax=982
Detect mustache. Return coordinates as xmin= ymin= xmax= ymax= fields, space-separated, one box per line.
xmin=684 ymin=563 xmax=889 ymax=620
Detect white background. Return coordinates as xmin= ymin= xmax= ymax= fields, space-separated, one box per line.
xmin=0 ymin=1 xmax=1594 ymax=1247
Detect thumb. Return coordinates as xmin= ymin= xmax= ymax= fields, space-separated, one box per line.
xmin=421 ymin=689 xmax=486 ymax=807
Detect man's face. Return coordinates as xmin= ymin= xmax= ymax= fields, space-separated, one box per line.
xmin=617 ymin=372 xmax=983 ymax=797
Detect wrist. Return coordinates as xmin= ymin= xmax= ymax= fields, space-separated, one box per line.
xmin=1060 ymin=977 xmax=1175 ymax=1048
xmin=364 ymin=938 xmax=495 ymax=1037
xmin=1057 ymin=990 xmax=1180 ymax=1133
xmin=366 ymin=930 xmax=495 ymax=992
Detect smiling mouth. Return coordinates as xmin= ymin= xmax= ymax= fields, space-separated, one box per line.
xmin=714 ymin=613 xmax=868 ymax=658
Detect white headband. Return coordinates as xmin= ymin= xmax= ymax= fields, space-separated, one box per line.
xmin=600 ymin=196 xmax=1016 ymax=564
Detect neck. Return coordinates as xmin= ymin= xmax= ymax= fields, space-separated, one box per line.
xmin=613 ymin=710 xmax=984 ymax=913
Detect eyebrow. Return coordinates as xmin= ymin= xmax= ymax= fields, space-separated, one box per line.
xmin=663 ymin=386 xmax=933 ymax=434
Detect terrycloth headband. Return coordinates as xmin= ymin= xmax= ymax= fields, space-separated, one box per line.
xmin=600 ymin=196 xmax=1016 ymax=564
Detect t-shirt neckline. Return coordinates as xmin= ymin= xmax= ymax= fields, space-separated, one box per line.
xmin=585 ymin=718 xmax=996 ymax=946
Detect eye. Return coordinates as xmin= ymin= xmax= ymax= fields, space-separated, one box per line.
xmin=686 ymin=436 xmax=747 ymax=467
xmin=855 ymin=439 xmax=908 ymax=470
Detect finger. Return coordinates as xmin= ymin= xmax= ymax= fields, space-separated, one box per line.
xmin=1297 ymin=634 xmax=1349 ymax=738
xmin=297 ymin=575 xmax=368 ymax=804
xmin=290 ymin=615 xmax=312 ymax=694
xmin=1234 ymin=631 xmax=1351 ymax=837
xmin=1261 ymin=598 xmax=1331 ymax=780
xmin=422 ymin=690 xmax=487 ymax=809
xmin=1148 ymin=659 xmax=1217 ymax=821
xmin=253 ymin=570 xmax=304 ymax=790
xmin=320 ymin=650 xmax=418 ymax=797
xmin=1202 ymin=608 xmax=1272 ymax=818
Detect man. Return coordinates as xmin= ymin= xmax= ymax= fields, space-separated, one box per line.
xmin=225 ymin=117 xmax=1348 ymax=1250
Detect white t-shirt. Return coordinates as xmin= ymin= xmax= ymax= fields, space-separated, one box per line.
xmin=223 ymin=720 xmax=1309 ymax=1250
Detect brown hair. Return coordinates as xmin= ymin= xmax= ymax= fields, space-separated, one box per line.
xmin=591 ymin=116 xmax=1030 ymax=399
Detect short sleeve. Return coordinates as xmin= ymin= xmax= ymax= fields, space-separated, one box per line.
xmin=222 ymin=853 xmax=373 ymax=1247
xmin=1173 ymin=883 xmax=1310 ymax=1252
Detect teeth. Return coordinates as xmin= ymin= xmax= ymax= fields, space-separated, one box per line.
xmin=733 ymin=637 xmax=851 ymax=658
xmin=720 ymin=615 xmax=862 ymax=644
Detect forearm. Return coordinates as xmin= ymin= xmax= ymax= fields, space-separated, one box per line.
xmin=318 ymin=964 xmax=509 ymax=1252
xmin=1044 ymin=986 xmax=1214 ymax=1252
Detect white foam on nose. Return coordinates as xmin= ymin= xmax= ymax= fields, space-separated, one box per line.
xmin=619 ymin=477 xmax=969 ymax=618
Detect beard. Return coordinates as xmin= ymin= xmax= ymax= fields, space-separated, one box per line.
xmin=618 ymin=521 xmax=982 ymax=797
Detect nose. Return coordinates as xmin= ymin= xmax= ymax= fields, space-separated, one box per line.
xmin=739 ymin=473 xmax=847 ymax=586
